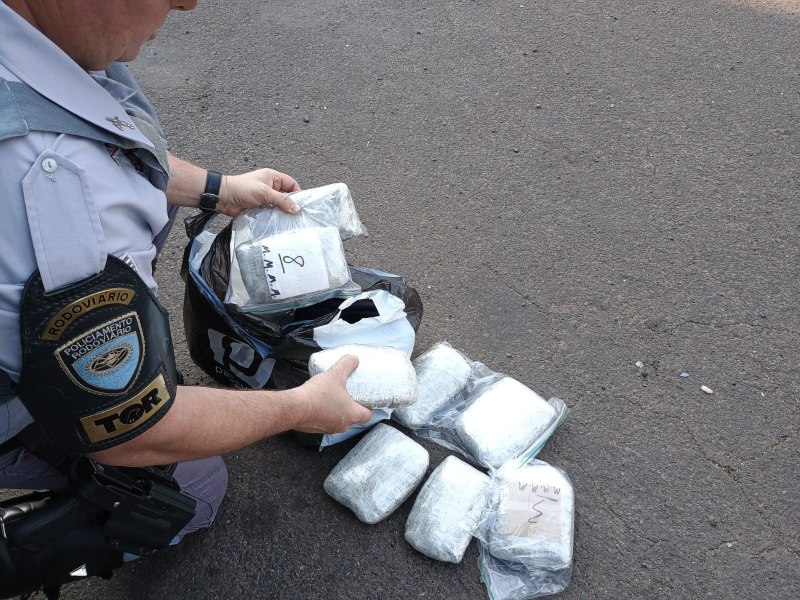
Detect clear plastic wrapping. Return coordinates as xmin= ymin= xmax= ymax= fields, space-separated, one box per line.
xmin=478 ymin=545 xmax=572 ymax=600
xmin=393 ymin=341 xmax=473 ymax=429
xmin=287 ymin=182 xmax=366 ymax=240
xmin=411 ymin=374 xmax=568 ymax=470
xmin=454 ymin=377 xmax=560 ymax=469
xmin=225 ymin=183 xmax=366 ymax=314
xmin=308 ymin=344 xmax=418 ymax=409
xmin=323 ymin=423 xmax=429 ymax=524
xmin=404 ymin=455 xmax=490 ymax=563
xmin=475 ymin=460 xmax=574 ymax=598
xmin=481 ymin=461 xmax=574 ymax=569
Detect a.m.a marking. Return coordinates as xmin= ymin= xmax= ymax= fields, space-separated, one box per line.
xmin=80 ymin=373 xmax=170 ymax=443
xmin=518 ymin=482 xmax=562 ymax=495
xmin=260 ymin=244 xmax=281 ymax=297
xmin=42 ymin=287 xmax=136 ymax=341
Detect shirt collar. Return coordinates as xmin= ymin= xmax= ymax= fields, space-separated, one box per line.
xmin=88 ymin=71 xmax=139 ymax=103
xmin=0 ymin=2 xmax=154 ymax=149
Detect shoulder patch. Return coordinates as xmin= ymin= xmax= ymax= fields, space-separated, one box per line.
xmin=16 ymin=255 xmax=177 ymax=454
xmin=56 ymin=311 xmax=144 ymax=395
xmin=80 ymin=373 xmax=169 ymax=444
xmin=43 ymin=287 xmax=136 ymax=341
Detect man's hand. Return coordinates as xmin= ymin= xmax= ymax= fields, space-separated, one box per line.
xmin=217 ymin=168 xmax=302 ymax=217
xmin=166 ymin=156 xmax=303 ymax=216
xmin=294 ymin=355 xmax=374 ymax=434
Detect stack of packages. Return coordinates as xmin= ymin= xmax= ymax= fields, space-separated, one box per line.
xmin=315 ymin=341 xmax=573 ymax=600
xmin=183 ymin=182 xmax=423 ymax=427
xmin=196 ymin=184 xmax=573 ymax=599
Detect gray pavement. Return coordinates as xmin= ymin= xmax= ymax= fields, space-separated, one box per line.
xmin=22 ymin=0 xmax=800 ymax=598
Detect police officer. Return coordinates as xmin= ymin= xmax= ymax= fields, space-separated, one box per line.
xmin=0 ymin=0 xmax=372 ymax=555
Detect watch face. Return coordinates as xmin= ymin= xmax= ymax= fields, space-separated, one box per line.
xmin=200 ymin=193 xmax=219 ymax=212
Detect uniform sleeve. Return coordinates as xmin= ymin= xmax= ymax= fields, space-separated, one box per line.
xmin=1 ymin=397 xmax=34 ymax=444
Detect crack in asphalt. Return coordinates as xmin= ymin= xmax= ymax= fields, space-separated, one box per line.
xmin=590 ymin=393 xmax=799 ymax=552
xmin=570 ymin=460 xmax=665 ymax=549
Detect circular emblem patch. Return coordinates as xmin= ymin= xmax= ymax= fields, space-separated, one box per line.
xmin=57 ymin=312 xmax=144 ymax=394
xmin=87 ymin=344 xmax=132 ymax=374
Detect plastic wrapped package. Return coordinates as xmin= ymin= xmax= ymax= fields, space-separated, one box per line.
xmin=181 ymin=210 xmax=424 ymax=450
xmin=234 ymin=225 xmax=351 ymax=304
xmin=475 ymin=461 xmax=574 ymax=598
xmin=482 ymin=461 xmax=574 ymax=570
xmin=225 ymin=183 xmax=367 ymax=314
xmin=308 ymin=344 xmax=418 ymax=409
xmin=478 ymin=545 xmax=572 ymax=600
xmin=404 ymin=456 xmax=490 ymax=563
xmin=393 ymin=341 xmax=473 ymax=429
xmin=286 ymin=182 xmax=366 ymax=240
xmin=324 ymin=424 xmax=429 ymax=524
xmin=228 ymin=223 xmax=359 ymax=314
xmin=454 ymin=377 xmax=564 ymax=469
xmin=405 ymin=360 xmax=567 ymax=470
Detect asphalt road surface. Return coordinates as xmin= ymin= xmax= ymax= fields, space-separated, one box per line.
xmin=13 ymin=1 xmax=800 ymax=599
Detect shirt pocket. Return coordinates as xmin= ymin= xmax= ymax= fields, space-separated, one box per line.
xmin=22 ymin=151 xmax=107 ymax=293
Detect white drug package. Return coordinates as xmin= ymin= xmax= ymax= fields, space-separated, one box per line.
xmin=308 ymin=344 xmax=418 ymax=409
xmin=404 ymin=456 xmax=490 ymax=563
xmin=286 ymin=182 xmax=365 ymax=239
xmin=455 ymin=377 xmax=558 ymax=469
xmin=324 ymin=423 xmax=429 ymax=524
xmin=226 ymin=182 xmax=367 ymax=314
xmin=235 ymin=226 xmax=350 ymax=305
xmin=393 ymin=341 xmax=473 ymax=429
xmin=483 ymin=460 xmax=574 ymax=570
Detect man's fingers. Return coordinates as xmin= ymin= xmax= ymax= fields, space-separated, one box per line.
xmin=327 ymin=355 xmax=370 ymax=423
xmin=267 ymin=189 xmax=301 ymax=214
xmin=331 ymin=354 xmax=360 ymax=379
xmin=277 ymin=173 xmax=301 ymax=193
xmin=354 ymin=406 xmax=374 ymax=424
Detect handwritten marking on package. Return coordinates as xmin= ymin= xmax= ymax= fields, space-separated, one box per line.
xmin=504 ymin=481 xmax=563 ymax=541
xmin=258 ymin=228 xmax=331 ymax=299
xmin=280 ymin=254 xmax=305 ymax=271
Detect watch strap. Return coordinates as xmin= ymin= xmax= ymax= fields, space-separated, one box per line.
xmin=200 ymin=170 xmax=222 ymax=212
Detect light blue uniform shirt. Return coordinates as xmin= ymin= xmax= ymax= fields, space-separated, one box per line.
xmin=0 ymin=2 xmax=170 ymax=443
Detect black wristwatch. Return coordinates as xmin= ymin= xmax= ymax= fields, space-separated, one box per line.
xmin=200 ymin=170 xmax=222 ymax=212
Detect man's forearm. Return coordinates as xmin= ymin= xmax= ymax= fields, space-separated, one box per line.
xmin=165 ymin=154 xmax=302 ymax=216
xmin=165 ymin=154 xmax=210 ymax=208
xmin=88 ymin=384 xmax=307 ymax=467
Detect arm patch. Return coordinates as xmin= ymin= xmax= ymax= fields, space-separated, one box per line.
xmin=16 ymin=255 xmax=177 ymax=454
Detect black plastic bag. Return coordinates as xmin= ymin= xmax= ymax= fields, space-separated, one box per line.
xmin=181 ymin=211 xmax=423 ymax=390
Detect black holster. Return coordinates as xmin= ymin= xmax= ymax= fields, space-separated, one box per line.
xmin=1 ymin=490 xmax=119 ymax=599
xmin=0 ymin=457 xmax=196 ymax=600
